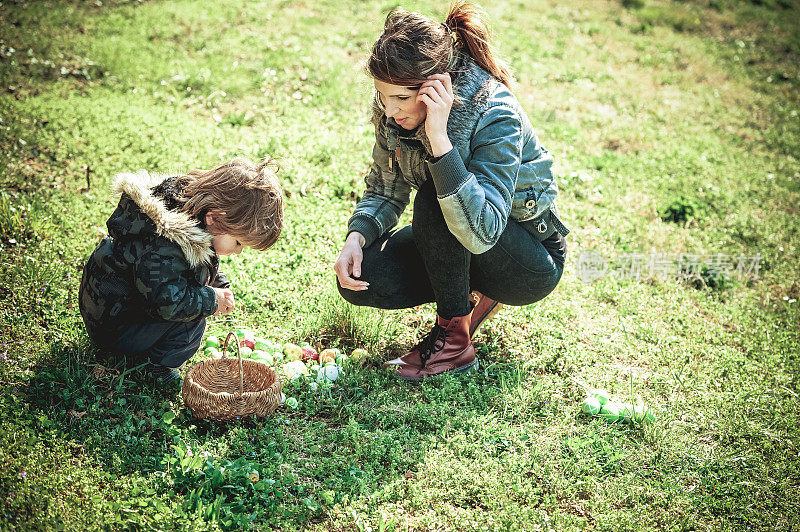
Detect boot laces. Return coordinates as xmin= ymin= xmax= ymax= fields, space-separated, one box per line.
xmin=415 ymin=323 xmax=447 ymax=370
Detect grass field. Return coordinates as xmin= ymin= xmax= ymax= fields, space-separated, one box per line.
xmin=1 ymin=0 xmax=799 ymax=529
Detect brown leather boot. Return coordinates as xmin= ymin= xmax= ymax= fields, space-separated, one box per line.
xmin=396 ymin=312 xmax=478 ymax=381
xmin=469 ymin=291 xmax=503 ymax=339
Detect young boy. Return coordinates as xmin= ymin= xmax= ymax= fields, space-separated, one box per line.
xmin=79 ymin=158 xmax=283 ymax=385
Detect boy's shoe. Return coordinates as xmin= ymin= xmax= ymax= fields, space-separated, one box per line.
xmin=397 ymin=311 xmax=478 ymax=381
xmin=469 ymin=291 xmax=503 ymax=339
xmin=149 ymin=363 xmax=183 ymax=388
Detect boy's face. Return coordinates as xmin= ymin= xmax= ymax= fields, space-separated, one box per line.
xmin=211 ymin=233 xmax=244 ymax=256
xmin=205 ymin=211 xmax=245 ymax=255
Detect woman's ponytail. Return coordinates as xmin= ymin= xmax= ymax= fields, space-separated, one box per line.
xmin=445 ymin=1 xmax=513 ymax=88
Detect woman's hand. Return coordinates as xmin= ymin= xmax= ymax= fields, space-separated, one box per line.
xmin=334 ymin=232 xmax=369 ymax=291
xmin=212 ymin=287 xmax=235 ymax=316
xmin=417 ymin=73 xmax=455 ymax=157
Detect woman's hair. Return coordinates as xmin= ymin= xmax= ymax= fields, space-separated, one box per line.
xmin=367 ymin=1 xmax=512 ymax=88
xmin=175 ymin=157 xmax=284 ymax=251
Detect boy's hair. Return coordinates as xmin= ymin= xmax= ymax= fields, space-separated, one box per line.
xmin=175 ymin=157 xmax=284 ymax=251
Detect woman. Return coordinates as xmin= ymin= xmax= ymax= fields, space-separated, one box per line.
xmin=334 ymin=2 xmax=568 ymax=381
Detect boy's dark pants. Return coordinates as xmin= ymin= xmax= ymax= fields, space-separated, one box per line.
xmin=90 ymin=319 xmax=206 ymax=369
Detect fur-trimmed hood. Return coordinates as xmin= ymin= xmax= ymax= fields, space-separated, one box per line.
xmin=109 ymin=171 xmax=214 ymax=268
xmin=371 ymin=51 xmax=498 ymax=155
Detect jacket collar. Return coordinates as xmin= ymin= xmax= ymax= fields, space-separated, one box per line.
xmin=111 ymin=170 xmax=215 ymax=268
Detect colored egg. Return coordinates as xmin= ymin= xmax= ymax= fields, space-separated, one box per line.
xmin=350 ymin=348 xmax=368 ymax=361
xmin=600 ymin=402 xmax=621 ymax=423
xmin=283 ymin=343 xmax=303 ymax=361
xmin=319 ymin=349 xmax=337 ymax=365
xmin=581 ymin=396 xmax=602 ymax=416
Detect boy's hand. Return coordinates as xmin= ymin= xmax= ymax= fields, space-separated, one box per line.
xmin=212 ymin=287 xmax=235 ymax=316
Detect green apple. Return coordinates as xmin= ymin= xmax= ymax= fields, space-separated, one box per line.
xmin=238 ymin=346 xmax=253 ymax=358
xmin=204 ymin=336 xmax=220 ymax=349
xmin=285 ymin=397 xmax=298 ymax=409
xmin=254 ymin=337 xmax=268 ymax=351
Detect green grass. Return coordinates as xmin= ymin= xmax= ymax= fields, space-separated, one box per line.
xmin=1 ymin=0 xmax=799 ymax=529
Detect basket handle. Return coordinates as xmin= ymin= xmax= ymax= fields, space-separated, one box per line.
xmin=221 ymin=331 xmax=245 ymax=396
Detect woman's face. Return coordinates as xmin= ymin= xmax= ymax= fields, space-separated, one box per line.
xmin=374 ymin=78 xmax=427 ymax=131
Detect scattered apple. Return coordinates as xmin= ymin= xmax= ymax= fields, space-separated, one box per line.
xmin=241 ymin=338 xmax=255 ymax=350
xmin=204 ymin=336 xmax=220 ymax=348
xmin=238 ymin=346 xmax=252 ymax=358
xmin=254 ymin=337 xmax=268 ymax=351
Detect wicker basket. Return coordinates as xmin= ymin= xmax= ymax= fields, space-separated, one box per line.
xmin=182 ymin=332 xmax=282 ymax=421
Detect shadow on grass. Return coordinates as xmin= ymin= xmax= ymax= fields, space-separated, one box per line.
xmin=2 ymin=332 xmax=535 ymax=529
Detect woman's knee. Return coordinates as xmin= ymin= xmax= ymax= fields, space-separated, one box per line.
xmin=336 ymin=278 xmax=370 ymax=307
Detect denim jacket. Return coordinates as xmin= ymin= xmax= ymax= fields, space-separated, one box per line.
xmin=348 ymin=52 xmax=568 ymax=254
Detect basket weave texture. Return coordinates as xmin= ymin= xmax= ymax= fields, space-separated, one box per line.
xmin=182 ymin=332 xmax=282 ymax=421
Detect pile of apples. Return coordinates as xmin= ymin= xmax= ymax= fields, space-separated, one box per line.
xmin=202 ymin=328 xmax=370 ymax=409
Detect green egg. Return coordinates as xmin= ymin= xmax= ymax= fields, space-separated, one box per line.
xmin=600 ymin=402 xmax=621 ymax=423
xmin=581 ymin=396 xmax=602 ymax=416
xmin=633 ymin=404 xmax=655 ymax=424
xmin=592 ymin=389 xmax=610 ymax=405
xmin=619 ymin=403 xmax=635 ymax=423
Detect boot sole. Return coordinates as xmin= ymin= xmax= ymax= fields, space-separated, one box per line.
xmin=398 ymin=358 xmax=479 ymax=382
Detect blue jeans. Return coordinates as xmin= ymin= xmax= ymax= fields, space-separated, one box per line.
xmin=339 ymin=179 xmax=566 ymax=318
xmin=90 ymin=319 xmax=206 ymax=368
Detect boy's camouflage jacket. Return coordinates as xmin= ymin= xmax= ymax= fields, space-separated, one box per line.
xmin=79 ymin=171 xmax=228 ymax=339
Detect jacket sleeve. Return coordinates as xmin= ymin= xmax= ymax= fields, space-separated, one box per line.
xmin=211 ymin=271 xmax=230 ymax=289
xmin=134 ymin=244 xmax=218 ymax=322
xmin=347 ymin=123 xmax=412 ymax=248
xmin=427 ymin=103 xmax=521 ymax=254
